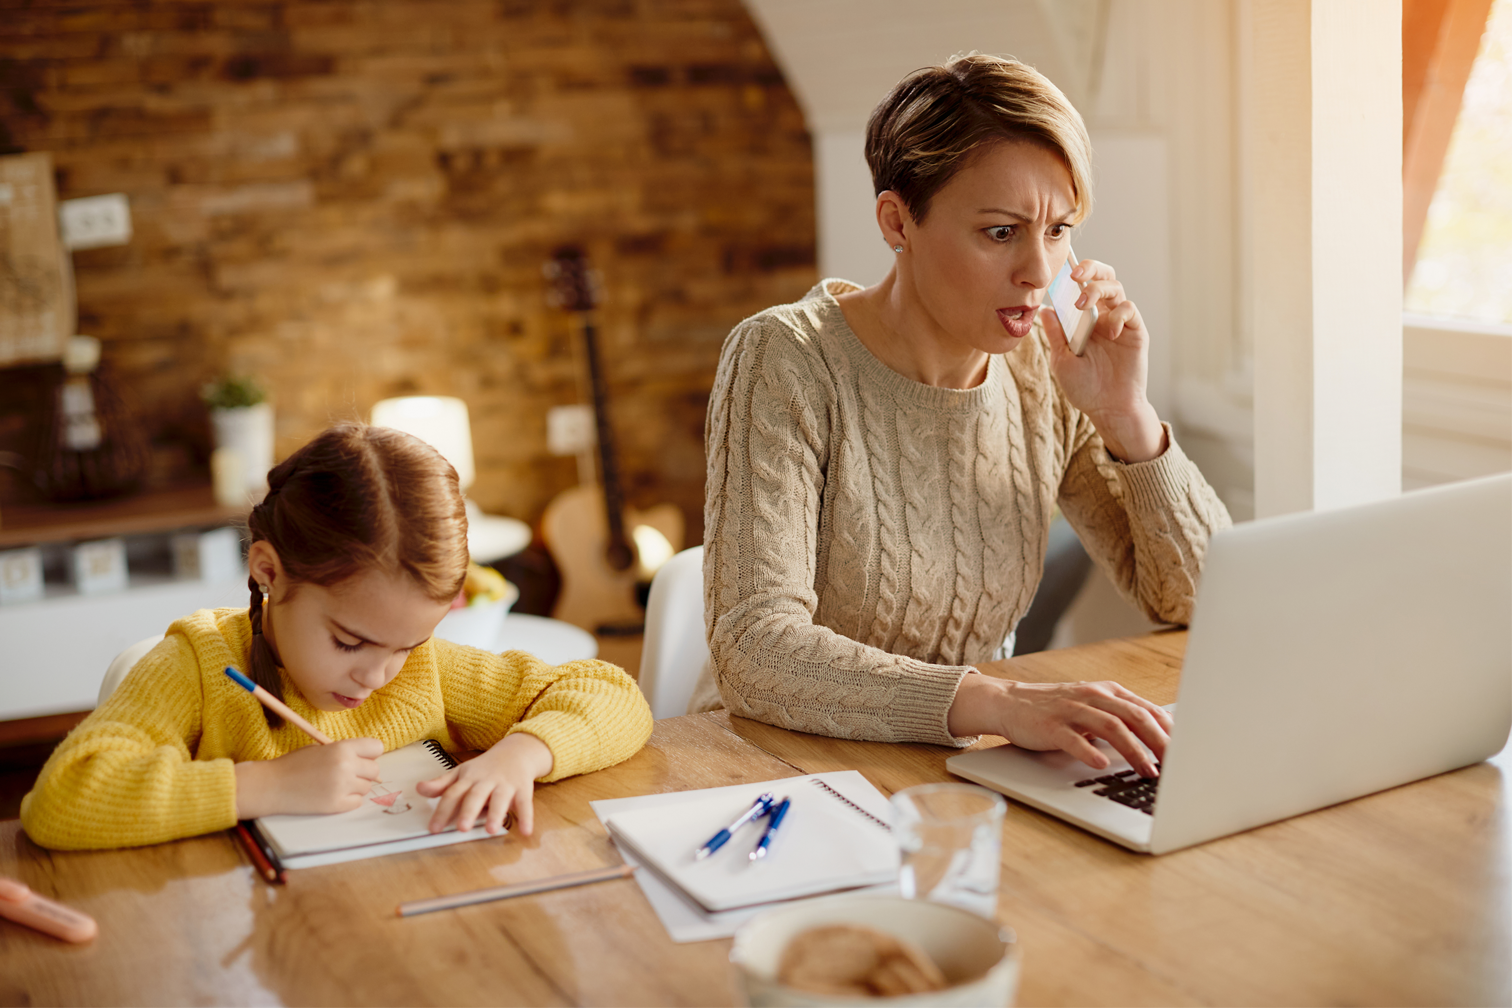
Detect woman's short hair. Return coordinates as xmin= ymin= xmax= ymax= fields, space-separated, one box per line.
xmin=864 ymin=53 xmax=1093 ymax=225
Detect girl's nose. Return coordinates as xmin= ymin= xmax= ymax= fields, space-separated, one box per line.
xmin=354 ymin=659 xmax=391 ymax=690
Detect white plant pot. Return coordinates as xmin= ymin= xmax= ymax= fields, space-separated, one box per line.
xmin=211 ymin=403 xmax=274 ymax=503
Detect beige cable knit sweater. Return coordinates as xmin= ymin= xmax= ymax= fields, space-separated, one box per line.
xmin=698 ymin=279 xmax=1231 ymax=746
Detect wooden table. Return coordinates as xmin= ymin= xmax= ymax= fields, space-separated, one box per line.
xmin=1 ymin=632 xmax=1507 ymax=1006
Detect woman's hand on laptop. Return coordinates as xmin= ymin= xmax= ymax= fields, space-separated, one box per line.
xmin=948 ymin=674 xmax=1171 ymax=777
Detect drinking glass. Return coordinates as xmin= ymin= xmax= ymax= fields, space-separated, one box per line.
xmin=890 ymin=783 xmax=1006 ymax=917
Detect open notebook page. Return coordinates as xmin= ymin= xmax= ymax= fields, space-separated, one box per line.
xmin=251 ymin=739 xmax=505 ymax=869
xmin=604 ymin=772 xmax=898 ymax=913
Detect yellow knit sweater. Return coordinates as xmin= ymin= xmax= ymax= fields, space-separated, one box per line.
xmin=21 ymin=607 xmax=653 ymax=850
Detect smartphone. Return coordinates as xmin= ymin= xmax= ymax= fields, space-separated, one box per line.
xmin=1047 ymin=246 xmax=1097 ymax=355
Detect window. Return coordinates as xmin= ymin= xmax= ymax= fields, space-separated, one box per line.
xmin=1406 ymin=0 xmax=1512 ymax=324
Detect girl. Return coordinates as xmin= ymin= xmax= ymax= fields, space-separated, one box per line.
xmin=22 ymin=423 xmax=653 ymax=850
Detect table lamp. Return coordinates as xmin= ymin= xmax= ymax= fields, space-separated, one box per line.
xmin=370 ymin=396 xmax=476 ymax=491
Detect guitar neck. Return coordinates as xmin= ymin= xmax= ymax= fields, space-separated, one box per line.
xmin=579 ymin=316 xmax=633 ymax=568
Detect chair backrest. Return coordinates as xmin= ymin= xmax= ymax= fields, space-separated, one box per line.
xmin=98 ymin=635 xmax=165 ymax=706
xmin=638 ymin=546 xmax=709 ymax=720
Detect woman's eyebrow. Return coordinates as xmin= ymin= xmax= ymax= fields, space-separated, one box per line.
xmin=976 ymin=208 xmax=1075 ymax=225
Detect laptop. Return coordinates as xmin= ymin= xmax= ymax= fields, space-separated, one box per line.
xmin=947 ymin=472 xmax=1512 ymax=855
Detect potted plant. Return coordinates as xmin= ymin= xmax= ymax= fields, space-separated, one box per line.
xmin=202 ymin=375 xmax=272 ymax=505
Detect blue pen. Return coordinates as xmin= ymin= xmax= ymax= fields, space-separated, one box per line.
xmin=748 ymin=796 xmax=791 ymax=863
xmin=695 ymin=792 xmax=775 ymax=860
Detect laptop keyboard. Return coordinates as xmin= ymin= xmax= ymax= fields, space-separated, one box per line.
xmin=1073 ymin=769 xmax=1160 ymax=815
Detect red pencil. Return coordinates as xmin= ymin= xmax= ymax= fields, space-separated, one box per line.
xmin=233 ymin=822 xmax=285 ymax=885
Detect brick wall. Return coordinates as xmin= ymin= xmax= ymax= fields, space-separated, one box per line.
xmin=0 ymin=0 xmax=818 ymax=540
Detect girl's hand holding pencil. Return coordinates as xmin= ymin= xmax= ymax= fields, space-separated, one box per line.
xmin=234 ymin=738 xmax=383 ymax=819
xmin=417 ymin=732 xmax=554 ymax=837
xmin=225 ymin=666 xmax=384 ymax=819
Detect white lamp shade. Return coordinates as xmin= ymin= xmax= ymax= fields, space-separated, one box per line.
xmin=370 ymin=396 xmax=476 ymax=491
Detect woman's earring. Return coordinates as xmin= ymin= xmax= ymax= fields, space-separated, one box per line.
xmin=259 ymin=584 xmax=270 ymax=602
xmin=892 ymin=245 xmax=904 ymax=253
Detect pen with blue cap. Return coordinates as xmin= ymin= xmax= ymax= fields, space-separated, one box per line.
xmin=749 ymin=796 xmax=791 ymax=863
xmin=695 ymin=792 xmax=774 ymax=860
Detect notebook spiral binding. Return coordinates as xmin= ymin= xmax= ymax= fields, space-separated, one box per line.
xmin=810 ymin=778 xmax=892 ymax=832
xmin=421 ymin=738 xmax=458 ymax=770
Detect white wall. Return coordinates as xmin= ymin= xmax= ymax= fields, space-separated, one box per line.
xmin=1073 ymin=134 xmax=1174 ymax=419
xmin=1242 ymin=0 xmax=1403 ymax=517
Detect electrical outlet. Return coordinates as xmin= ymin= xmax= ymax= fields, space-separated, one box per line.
xmin=546 ymin=404 xmax=596 ymax=456
xmin=59 ymin=193 xmax=133 ymax=250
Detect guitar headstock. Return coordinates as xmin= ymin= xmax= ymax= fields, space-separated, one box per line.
xmin=544 ymin=245 xmax=599 ymax=313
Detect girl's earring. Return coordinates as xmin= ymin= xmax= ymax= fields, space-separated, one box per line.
xmin=892 ymin=245 xmax=904 ymax=253
xmin=259 ymin=584 xmax=270 ymax=602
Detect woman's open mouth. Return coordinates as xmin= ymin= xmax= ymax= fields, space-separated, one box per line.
xmin=333 ymin=692 xmax=366 ymax=709
xmin=996 ymin=306 xmax=1036 ymax=338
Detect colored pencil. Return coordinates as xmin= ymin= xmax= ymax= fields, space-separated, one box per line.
xmin=233 ymin=822 xmax=285 ymax=885
xmin=243 ymin=821 xmax=288 ymax=882
xmin=223 ymin=666 xmax=333 ymax=744
xmin=396 ymin=864 xmax=637 ymax=918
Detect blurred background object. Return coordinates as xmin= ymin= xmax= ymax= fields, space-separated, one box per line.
xmin=34 ymin=336 xmax=148 ymax=502
xmin=202 ymin=375 xmax=272 ymax=507
xmin=0 ymin=153 xmax=71 ymax=369
xmin=539 ymin=245 xmax=682 ymax=635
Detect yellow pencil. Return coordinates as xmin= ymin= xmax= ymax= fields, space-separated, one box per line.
xmin=396 ymin=864 xmax=638 ymax=917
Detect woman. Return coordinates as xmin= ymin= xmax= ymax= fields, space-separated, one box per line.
xmin=696 ymin=54 xmax=1230 ymax=779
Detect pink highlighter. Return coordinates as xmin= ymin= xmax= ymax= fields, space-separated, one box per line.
xmin=0 ymin=876 xmax=98 ymax=943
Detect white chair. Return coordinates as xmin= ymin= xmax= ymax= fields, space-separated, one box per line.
xmin=638 ymin=546 xmax=709 ymax=720
xmin=98 ymin=635 xmax=164 ymax=705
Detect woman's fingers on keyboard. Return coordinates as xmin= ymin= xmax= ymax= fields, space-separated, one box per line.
xmin=1096 ymin=693 xmax=1169 ymax=761
xmin=1075 ymin=706 xmax=1160 ymax=777
xmin=1056 ymin=728 xmax=1111 ymax=770
xmin=1115 ymin=685 xmax=1175 ymax=733
xmin=999 ymin=679 xmax=1165 ymax=773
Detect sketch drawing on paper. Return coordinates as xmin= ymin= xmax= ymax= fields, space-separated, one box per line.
xmin=368 ymin=782 xmax=412 ymax=815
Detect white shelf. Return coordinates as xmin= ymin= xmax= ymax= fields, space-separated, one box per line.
xmin=0 ymin=574 xmax=249 ymax=720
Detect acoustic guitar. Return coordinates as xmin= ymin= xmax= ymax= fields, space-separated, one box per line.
xmin=540 ymin=246 xmax=683 ymax=635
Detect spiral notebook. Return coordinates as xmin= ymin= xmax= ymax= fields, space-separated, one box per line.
xmin=246 ymin=739 xmax=504 ymax=870
xmin=602 ymin=772 xmax=899 ymax=914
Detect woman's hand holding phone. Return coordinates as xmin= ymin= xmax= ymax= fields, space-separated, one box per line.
xmin=1040 ymin=255 xmax=1166 ymax=464
xmin=1046 ymin=247 xmax=1098 ymax=355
